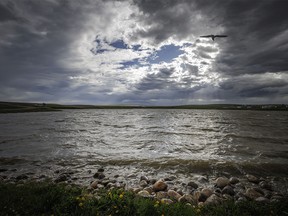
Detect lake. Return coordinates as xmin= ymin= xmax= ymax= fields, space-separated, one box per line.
xmin=0 ymin=109 xmax=288 ymax=188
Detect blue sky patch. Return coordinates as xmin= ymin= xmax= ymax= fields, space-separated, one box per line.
xmin=110 ymin=40 xmax=128 ymax=49
xmin=148 ymin=44 xmax=184 ymax=64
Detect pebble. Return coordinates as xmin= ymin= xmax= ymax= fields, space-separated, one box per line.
xmin=187 ymin=181 xmax=198 ymax=189
xmin=93 ymin=172 xmax=105 ymax=179
xmin=229 ymin=177 xmax=239 ymax=184
xmin=178 ymin=194 xmax=195 ymax=204
xmin=153 ymin=180 xmax=167 ymax=192
xmin=54 ymin=174 xmax=69 ymax=183
xmin=246 ymin=174 xmax=260 ymax=184
xmin=201 ymin=188 xmax=213 ymax=198
xmin=140 ymin=176 xmax=149 ymax=182
xmin=138 ymin=190 xmax=150 ymax=197
xmin=215 ymin=177 xmax=229 ymax=188
xmin=167 ymin=189 xmax=182 ymax=200
xmin=97 ymin=168 xmax=104 ymax=173
xmin=198 ymin=176 xmax=208 ymax=183
xmin=259 ymin=181 xmax=272 ymax=191
xmin=90 ymin=180 xmax=98 ymax=189
xmin=255 ymin=197 xmax=270 ymax=203
xmin=205 ymin=194 xmax=221 ymax=205
xmin=245 ymin=188 xmax=263 ymax=200
xmin=139 ymin=180 xmax=148 ymax=188
xmin=222 ymin=185 xmax=235 ymax=196
xmin=16 ymin=174 xmax=29 ymax=181
xmin=161 ymin=198 xmax=173 ymax=204
xmin=156 ymin=191 xmax=169 ymax=199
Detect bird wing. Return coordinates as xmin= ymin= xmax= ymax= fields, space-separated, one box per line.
xmin=215 ymin=35 xmax=228 ymax=37
xmin=200 ymin=35 xmax=213 ymax=38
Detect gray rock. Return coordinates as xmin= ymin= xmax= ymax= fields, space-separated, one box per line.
xmin=153 ymin=180 xmax=168 ymax=192
xmin=138 ymin=190 xmax=151 ymax=197
xmin=93 ymin=172 xmax=105 ymax=179
xmin=140 ymin=175 xmax=149 ymax=182
xmin=229 ymin=177 xmax=239 ymax=184
xmin=205 ymin=194 xmax=221 ymax=205
xmin=98 ymin=168 xmax=104 ymax=172
xmin=132 ymin=187 xmax=142 ymax=194
xmin=143 ymin=186 xmax=153 ymax=194
xmin=140 ymin=180 xmax=148 ymax=188
xmin=255 ymin=197 xmax=270 ymax=203
xmin=246 ymin=174 xmax=260 ymax=184
xmin=187 ymin=181 xmax=198 ymax=189
xmin=161 ymin=198 xmax=174 ymax=204
xmin=215 ymin=177 xmax=229 ymax=188
xmin=91 ymin=180 xmax=98 ymax=189
xmin=150 ymin=179 xmax=157 ymax=185
xmin=244 ymin=188 xmax=262 ymax=200
xmin=198 ymin=176 xmax=208 ymax=183
xmin=259 ymin=181 xmax=272 ymax=191
xmin=198 ymin=193 xmax=208 ymax=202
xmin=167 ymin=189 xmax=182 ymax=200
xmin=178 ymin=194 xmax=195 ymax=204
xmin=54 ymin=174 xmax=69 ymax=183
xmin=156 ymin=191 xmax=169 ymax=199
xmin=222 ymin=185 xmax=235 ymax=196
xmin=201 ymin=188 xmax=213 ymax=198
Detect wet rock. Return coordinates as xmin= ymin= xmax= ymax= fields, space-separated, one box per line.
xmin=270 ymin=195 xmax=283 ymax=202
xmin=223 ymin=194 xmax=233 ymax=200
xmin=198 ymin=176 xmax=208 ymax=183
xmin=246 ymin=174 xmax=260 ymax=184
xmin=97 ymin=184 xmax=105 ymax=189
xmin=114 ymin=174 xmax=119 ymax=178
xmin=259 ymin=181 xmax=272 ymax=191
xmin=176 ymin=189 xmax=184 ymax=196
xmin=229 ymin=177 xmax=239 ymax=184
xmin=143 ymin=186 xmax=152 ymax=194
xmin=215 ymin=177 xmax=229 ymax=189
xmin=132 ymin=188 xmax=142 ymax=194
xmin=38 ymin=175 xmax=46 ymax=179
xmin=139 ymin=180 xmax=148 ymax=188
xmin=198 ymin=193 xmax=208 ymax=202
xmin=201 ymin=188 xmax=213 ymax=198
xmin=138 ymin=190 xmax=151 ymax=197
xmin=91 ymin=180 xmax=98 ymax=189
xmin=187 ymin=181 xmax=198 ymax=189
xmin=178 ymin=194 xmax=195 ymax=204
xmin=98 ymin=168 xmax=104 ymax=172
xmin=140 ymin=176 xmax=149 ymax=182
xmin=244 ymin=188 xmax=262 ymax=200
xmin=127 ymin=174 xmax=137 ymax=178
xmin=161 ymin=198 xmax=173 ymax=204
xmin=235 ymin=197 xmax=247 ymax=204
xmin=153 ymin=180 xmax=167 ymax=192
xmin=101 ymin=179 xmax=110 ymax=186
xmin=255 ymin=197 xmax=270 ymax=203
xmin=222 ymin=185 xmax=235 ymax=196
xmin=150 ymin=179 xmax=157 ymax=185
xmin=106 ymin=183 xmax=115 ymax=188
xmin=167 ymin=189 xmax=182 ymax=200
xmin=16 ymin=174 xmax=29 ymax=181
xmin=205 ymin=194 xmax=221 ymax=205
xmin=93 ymin=172 xmax=105 ymax=179
xmin=156 ymin=191 xmax=169 ymax=199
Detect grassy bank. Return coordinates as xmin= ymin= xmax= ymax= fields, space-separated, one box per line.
xmin=0 ymin=181 xmax=287 ymax=216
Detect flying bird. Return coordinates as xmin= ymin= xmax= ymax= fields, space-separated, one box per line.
xmin=200 ymin=35 xmax=228 ymax=41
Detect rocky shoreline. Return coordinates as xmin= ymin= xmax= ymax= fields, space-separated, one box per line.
xmin=1 ymin=167 xmax=287 ymax=207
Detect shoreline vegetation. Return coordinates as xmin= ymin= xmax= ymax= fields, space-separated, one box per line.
xmin=1 ymin=101 xmax=288 ymax=113
xmin=0 ymin=169 xmax=288 ymax=216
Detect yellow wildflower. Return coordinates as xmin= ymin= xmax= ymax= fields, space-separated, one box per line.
xmin=154 ymin=203 xmax=159 ymax=208
xmin=81 ymin=197 xmax=85 ymax=201
xmin=119 ymin=194 xmax=124 ymax=199
xmin=79 ymin=202 xmax=83 ymax=207
xmin=76 ymin=197 xmax=80 ymax=200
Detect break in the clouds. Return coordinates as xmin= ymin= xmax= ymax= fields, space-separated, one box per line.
xmin=0 ymin=0 xmax=288 ymax=105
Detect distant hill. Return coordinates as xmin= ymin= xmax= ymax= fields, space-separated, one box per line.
xmin=0 ymin=101 xmax=287 ymax=113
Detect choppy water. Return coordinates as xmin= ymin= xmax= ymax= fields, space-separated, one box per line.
xmin=0 ymin=109 xmax=288 ymax=185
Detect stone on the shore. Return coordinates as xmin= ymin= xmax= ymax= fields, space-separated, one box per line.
xmin=229 ymin=177 xmax=239 ymax=184
xmin=187 ymin=181 xmax=198 ymax=189
xmin=198 ymin=176 xmax=208 ymax=183
xmin=167 ymin=189 xmax=181 ymax=200
xmin=178 ymin=194 xmax=195 ymax=204
xmin=198 ymin=193 xmax=208 ymax=202
xmin=138 ymin=190 xmax=151 ymax=197
xmin=97 ymin=168 xmax=104 ymax=173
xmin=201 ymin=188 xmax=213 ymax=198
xmin=150 ymin=179 xmax=157 ymax=185
xmin=140 ymin=180 xmax=148 ymax=188
xmin=54 ymin=174 xmax=69 ymax=183
xmin=93 ymin=172 xmax=105 ymax=179
xmin=143 ymin=186 xmax=153 ymax=194
xmin=245 ymin=188 xmax=262 ymax=200
xmin=215 ymin=177 xmax=229 ymax=188
xmin=259 ymin=181 xmax=272 ymax=191
xmin=161 ymin=198 xmax=173 ymax=204
xmin=246 ymin=174 xmax=260 ymax=184
xmin=156 ymin=191 xmax=169 ymax=199
xmin=132 ymin=187 xmax=142 ymax=194
xmin=255 ymin=197 xmax=270 ymax=203
xmin=90 ymin=180 xmax=98 ymax=189
xmin=140 ymin=176 xmax=149 ymax=182
xmin=153 ymin=180 xmax=167 ymax=192
xmin=222 ymin=185 xmax=235 ymax=196
xmin=205 ymin=194 xmax=221 ymax=205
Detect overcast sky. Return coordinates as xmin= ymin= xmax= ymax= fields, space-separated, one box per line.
xmin=1 ymin=0 xmax=288 ymax=105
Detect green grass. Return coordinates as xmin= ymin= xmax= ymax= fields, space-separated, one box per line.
xmin=0 ymin=182 xmax=287 ymax=216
